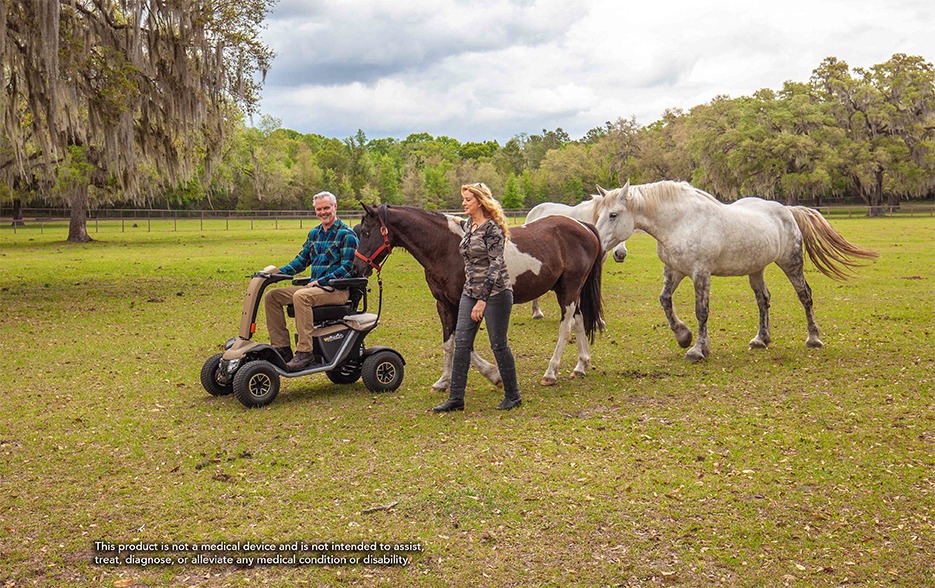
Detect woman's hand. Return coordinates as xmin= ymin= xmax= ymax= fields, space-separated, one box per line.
xmin=471 ymin=300 xmax=486 ymax=322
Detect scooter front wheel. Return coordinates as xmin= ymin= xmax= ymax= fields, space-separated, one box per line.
xmin=233 ymin=360 xmax=281 ymax=407
xmin=201 ymin=353 xmax=233 ymax=397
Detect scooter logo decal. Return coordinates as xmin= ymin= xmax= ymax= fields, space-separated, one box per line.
xmin=323 ymin=332 xmax=346 ymax=343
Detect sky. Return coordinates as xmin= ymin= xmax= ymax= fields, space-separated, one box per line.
xmin=256 ymin=0 xmax=935 ymax=144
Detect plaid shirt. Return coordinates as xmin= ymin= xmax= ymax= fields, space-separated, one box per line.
xmin=279 ymin=219 xmax=359 ymax=287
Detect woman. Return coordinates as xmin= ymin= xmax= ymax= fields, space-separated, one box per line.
xmin=434 ymin=183 xmax=521 ymax=412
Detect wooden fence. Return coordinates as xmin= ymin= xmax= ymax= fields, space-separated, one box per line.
xmin=1 ymin=205 xmax=933 ymax=236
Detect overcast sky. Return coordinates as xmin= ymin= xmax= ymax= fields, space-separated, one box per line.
xmin=256 ymin=0 xmax=934 ymax=144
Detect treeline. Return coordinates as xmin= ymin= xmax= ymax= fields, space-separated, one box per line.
xmin=190 ymin=54 xmax=934 ymax=217
xmin=8 ymin=53 xmax=935 ymax=219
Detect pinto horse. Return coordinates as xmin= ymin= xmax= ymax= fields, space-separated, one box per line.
xmin=594 ymin=180 xmax=879 ymax=360
xmin=354 ymin=204 xmax=604 ymax=387
xmin=524 ymin=196 xmax=628 ymax=320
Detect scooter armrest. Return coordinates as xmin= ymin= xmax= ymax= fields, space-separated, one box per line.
xmin=251 ymin=272 xmax=293 ymax=282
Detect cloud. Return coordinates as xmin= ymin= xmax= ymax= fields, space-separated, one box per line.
xmin=257 ymin=0 xmax=935 ymax=143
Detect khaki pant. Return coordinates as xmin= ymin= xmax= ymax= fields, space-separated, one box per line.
xmin=264 ymin=286 xmax=350 ymax=352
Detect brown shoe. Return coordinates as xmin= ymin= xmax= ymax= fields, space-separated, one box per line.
xmin=285 ymin=351 xmax=317 ymax=372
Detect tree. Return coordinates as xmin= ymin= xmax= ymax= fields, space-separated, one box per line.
xmin=590 ymin=117 xmax=643 ymax=186
xmin=626 ymin=109 xmax=692 ymax=184
xmin=685 ymin=96 xmax=746 ymax=199
xmin=459 ymin=140 xmax=500 ymax=160
xmin=811 ymin=54 xmax=935 ymax=215
xmin=501 ymin=173 xmax=524 ymax=208
xmin=536 ymin=143 xmax=600 ymax=204
xmin=0 ymin=0 xmax=275 ymax=241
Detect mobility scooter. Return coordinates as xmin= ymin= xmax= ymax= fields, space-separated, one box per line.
xmin=200 ymin=270 xmax=405 ymax=407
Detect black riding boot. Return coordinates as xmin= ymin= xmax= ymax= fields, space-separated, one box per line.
xmin=492 ymin=344 xmax=521 ymax=410
xmin=496 ymin=393 xmax=521 ymax=410
xmin=433 ymin=396 xmax=465 ymax=412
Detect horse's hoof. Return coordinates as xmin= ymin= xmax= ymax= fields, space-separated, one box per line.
xmin=675 ymin=329 xmax=693 ymax=348
xmin=748 ymin=338 xmax=769 ymax=349
xmin=540 ymin=377 xmax=556 ymax=386
xmin=532 ymin=313 xmax=544 ymax=320
xmin=431 ymin=386 xmax=448 ymax=393
xmin=570 ymin=370 xmax=586 ymax=379
xmin=806 ymin=338 xmax=823 ymax=349
xmin=684 ymin=349 xmax=705 ymax=361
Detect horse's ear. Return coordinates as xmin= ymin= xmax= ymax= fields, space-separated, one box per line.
xmin=596 ymin=185 xmax=607 ymax=196
xmin=620 ymin=179 xmax=631 ymax=200
xmin=361 ymin=202 xmax=374 ymax=215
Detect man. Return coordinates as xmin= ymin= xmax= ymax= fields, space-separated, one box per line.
xmin=264 ymin=191 xmax=359 ymax=371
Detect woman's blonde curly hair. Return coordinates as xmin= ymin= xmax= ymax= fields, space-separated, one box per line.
xmin=461 ymin=182 xmax=509 ymax=239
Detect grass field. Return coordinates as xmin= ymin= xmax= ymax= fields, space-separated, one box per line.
xmin=0 ymin=215 xmax=932 ymax=587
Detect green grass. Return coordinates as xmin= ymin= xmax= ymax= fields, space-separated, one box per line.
xmin=0 ymin=217 xmax=932 ymax=587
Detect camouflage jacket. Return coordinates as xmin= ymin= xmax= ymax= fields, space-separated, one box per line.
xmin=459 ymin=218 xmax=512 ymax=300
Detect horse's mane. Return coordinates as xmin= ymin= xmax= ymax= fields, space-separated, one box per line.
xmin=624 ymin=181 xmax=721 ymax=214
xmin=380 ymin=205 xmax=463 ymax=254
xmin=585 ymin=194 xmax=604 ymax=223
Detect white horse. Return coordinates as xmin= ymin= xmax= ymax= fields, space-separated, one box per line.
xmin=594 ymin=180 xmax=879 ymax=360
xmin=525 ymin=196 xmax=628 ymax=319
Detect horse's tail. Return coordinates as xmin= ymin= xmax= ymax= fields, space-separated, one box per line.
xmin=789 ymin=207 xmax=880 ymax=281
xmin=579 ymin=223 xmax=605 ymax=342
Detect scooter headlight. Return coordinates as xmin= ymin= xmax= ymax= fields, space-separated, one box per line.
xmin=226 ymin=358 xmax=241 ymax=373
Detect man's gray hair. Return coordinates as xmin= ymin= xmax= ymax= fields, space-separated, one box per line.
xmin=313 ymin=191 xmax=337 ymax=207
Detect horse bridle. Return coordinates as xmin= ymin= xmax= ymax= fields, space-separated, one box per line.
xmin=354 ymin=204 xmax=393 ymax=272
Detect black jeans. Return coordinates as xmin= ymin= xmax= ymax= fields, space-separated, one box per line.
xmin=449 ymin=290 xmax=519 ymax=400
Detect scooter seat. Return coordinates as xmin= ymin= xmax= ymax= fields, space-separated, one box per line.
xmin=342 ymin=313 xmax=378 ymax=330
xmin=284 ymin=279 xmax=368 ymax=324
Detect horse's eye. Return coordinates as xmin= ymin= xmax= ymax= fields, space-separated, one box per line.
xmin=363 ymin=230 xmax=370 ymax=237
xmin=609 ymin=212 xmax=618 ymax=219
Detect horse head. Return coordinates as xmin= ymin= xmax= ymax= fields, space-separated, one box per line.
xmin=594 ymin=180 xmax=635 ymax=254
xmin=353 ymin=203 xmax=393 ymax=277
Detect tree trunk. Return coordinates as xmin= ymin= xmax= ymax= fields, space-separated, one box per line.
xmin=887 ymin=192 xmax=900 ymax=213
xmin=11 ymin=198 xmax=25 ymax=226
xmin=867 ymin=169 xmax=886 ymax=217
xmin=67 ymin=185 xmax=93 ymax=243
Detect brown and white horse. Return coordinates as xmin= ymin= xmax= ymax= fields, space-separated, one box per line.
xmin=354 ymin=204 xmax=604 ymax=388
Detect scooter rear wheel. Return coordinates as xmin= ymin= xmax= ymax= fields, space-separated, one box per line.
xmin=233 ymin=360 xmax=281 ymax=407
xmin=362 ymin=350 xmax=404 ymax=392
xmin=326 ymin=361 xmax=362 ymax=385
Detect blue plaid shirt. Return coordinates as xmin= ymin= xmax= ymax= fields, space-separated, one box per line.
xmin=279 ymin=219 xmax=359 ymax=287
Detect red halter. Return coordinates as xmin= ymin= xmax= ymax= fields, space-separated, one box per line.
xmin=355 ymin=206 xmax=393 ymax=272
